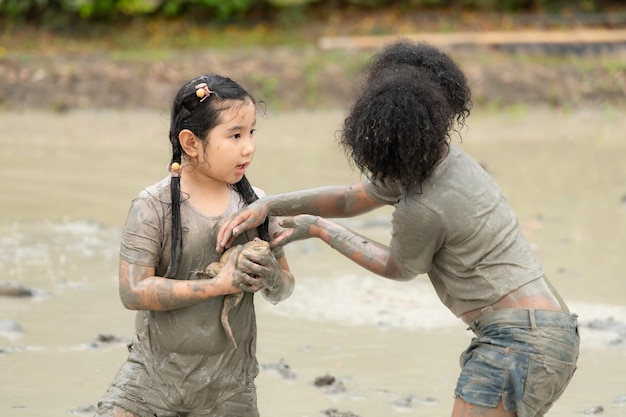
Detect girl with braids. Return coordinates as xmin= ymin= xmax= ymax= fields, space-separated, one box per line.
xmin=95 ymin=74 xmax=294 ymax=417
xmin=217 ymin=39 xmax=579 ymax=417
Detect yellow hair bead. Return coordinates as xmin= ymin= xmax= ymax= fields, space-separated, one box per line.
xmin=195 ymin=83 xmax=212 ymax=102
xmin=170 ymin=162 xmax=181 ymax=172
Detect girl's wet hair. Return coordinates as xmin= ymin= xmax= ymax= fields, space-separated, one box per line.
xmin=340 ymin=39 xmax=472 ymax=191
xmin=165 ymin=74 xmax=269 ymax=278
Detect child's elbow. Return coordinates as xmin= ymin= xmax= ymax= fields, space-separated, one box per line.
xmin=119 ymin=287 xmax=141 ymax=310
xmin=383 ymin=257 xmax=419 ymax=281
xmin=394 ymin=270 xmax=418 ymax=281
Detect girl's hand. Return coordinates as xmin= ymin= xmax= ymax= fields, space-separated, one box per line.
xmin=214 ymin=246 xmax=260 ymax=294
xmin=272 ymin=215 xmax=320 ymax=247
xmin=237 ymin=249 xmax=282 ymax=292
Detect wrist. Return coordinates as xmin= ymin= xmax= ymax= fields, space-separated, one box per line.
xmin=262 ymin=270 xmax=294 ymax=303
xmin=310 ymin=216 xmax=324 ymax=239
xmin=265 ymin=271 xmax=282 ymax=292
xmin=263 ymin=279 xmax=281 ymax=299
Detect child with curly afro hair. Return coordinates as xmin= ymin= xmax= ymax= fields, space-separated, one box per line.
xmin=218 ymin=39 xmax=579 ymax=417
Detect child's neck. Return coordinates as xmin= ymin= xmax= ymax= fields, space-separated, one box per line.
xmin=180 ymin=172 xmax=231 ymax=217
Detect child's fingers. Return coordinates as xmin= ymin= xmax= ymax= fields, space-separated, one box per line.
xmin=237 ymin=273 xmax=263 ymax=292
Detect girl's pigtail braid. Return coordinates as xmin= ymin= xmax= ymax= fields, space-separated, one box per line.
xmin=165 ymin=133 xmax=183 ymax=278
xmin=235 ymin=175 xmax=269 ymax=242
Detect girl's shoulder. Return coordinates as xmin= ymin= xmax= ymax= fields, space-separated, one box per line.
xmin=127 ymin=177 xmax=172 ymax=218
xmin=138 ymin=175 xmax=171 ymax=197
xmin=138 ymin=176 xmax=171 ymax=200
xmin=252 ymin=185 xmax=266 ymax=199
xmin=229 ymin=185 xmax=267 ymax=210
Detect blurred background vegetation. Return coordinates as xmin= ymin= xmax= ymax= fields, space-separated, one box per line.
xmin=1 ymin=0 xmax=625 ymax=111
xmin=1 ymin=0 xmax=624 ymax=27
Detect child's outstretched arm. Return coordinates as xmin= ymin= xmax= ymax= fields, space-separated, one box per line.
xmin=118 ymin=246 xmax=262 ymax=311
xmin=217 ymin=182 xmax=383 ymax=252
xmin=273 ymin=214 xmax=416 ymax=281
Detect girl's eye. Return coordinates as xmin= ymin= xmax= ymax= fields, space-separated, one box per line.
xmin=250 ymin=129 xmax=257 ymax=136
xmin=232 ymin=133 xmax=241 ymax=140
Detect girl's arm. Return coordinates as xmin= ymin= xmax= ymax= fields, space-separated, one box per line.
xmin=274 ymin=214 xmax=416 ymax=281
xmin=118 ymin=246 xmax=252 ymax=311
xmin=217 ymin=182 xmax=383 ymax=251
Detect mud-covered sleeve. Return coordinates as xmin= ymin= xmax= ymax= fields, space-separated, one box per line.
xmin=361 ymin=177 xmax=403 ymax=205
xmin=119 ymin=195 xmax=163 ymax=267
xmin=389 ymin=199 xmax=446 ymax=275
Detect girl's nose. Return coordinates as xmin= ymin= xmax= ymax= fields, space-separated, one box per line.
xmin=241 ymin=135 xmax=255 ymax=156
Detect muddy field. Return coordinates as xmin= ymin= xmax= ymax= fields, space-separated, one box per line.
xmin=1 ymin=19 xmax=626 ymax=417
xmin=1 ymin=106 xmax=626 ymax=417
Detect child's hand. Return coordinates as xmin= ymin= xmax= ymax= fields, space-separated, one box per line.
xmin=213 ymin=245 xmax=251 ymax=294
xmin=217 ymin=201 xmax=269 ymax=252
xmin=237 ymin=248 xmax=282 ymax=292
xmin=272 ymin=214 xmax=320 ymax=247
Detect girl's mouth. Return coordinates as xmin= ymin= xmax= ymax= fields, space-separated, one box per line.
xmin=236 ymin=163 xmax=248 ymax=175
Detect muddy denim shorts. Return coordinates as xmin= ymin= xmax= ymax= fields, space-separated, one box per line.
xmin=455 ymin=309 xmax=579 ymax=417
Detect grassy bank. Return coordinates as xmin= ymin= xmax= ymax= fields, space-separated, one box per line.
xmin=1 ymin=10 xmax=625 ymax=111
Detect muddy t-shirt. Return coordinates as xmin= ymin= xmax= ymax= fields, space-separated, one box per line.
xmin=119 ymin=177 xmax=284 ymax=412
xmin=362 ymin=144 xmax=543 ymax=317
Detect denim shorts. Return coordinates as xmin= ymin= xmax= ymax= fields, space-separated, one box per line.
xmin=455 ymin=309 xmax=579 ymax=417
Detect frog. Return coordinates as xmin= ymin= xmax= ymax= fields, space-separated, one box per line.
xmin=194 ymin=237 xmax=271 ymax=348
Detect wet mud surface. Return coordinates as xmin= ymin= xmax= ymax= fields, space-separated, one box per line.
xmin=1 ymin=108 xmax=625 ymax=416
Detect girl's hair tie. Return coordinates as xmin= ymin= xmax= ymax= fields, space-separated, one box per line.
xmin=195 ymin=83 xmax=212 ymax=102
xmin=169 ymin=162 xmax=181 ymax=177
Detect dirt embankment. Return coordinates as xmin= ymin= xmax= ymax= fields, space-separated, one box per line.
xmin=1 ymin=37 xmax=625 ymax=112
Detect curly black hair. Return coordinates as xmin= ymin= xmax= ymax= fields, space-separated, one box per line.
xmin=340 ymin=39 xmax=472 ymax=191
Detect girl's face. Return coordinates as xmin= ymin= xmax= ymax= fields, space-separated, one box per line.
xmin=201 ymin=99 xmax=257 ymax=184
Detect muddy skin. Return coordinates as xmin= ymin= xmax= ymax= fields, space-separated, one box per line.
xmin=194 ymin=237 xmax=270 ymax=348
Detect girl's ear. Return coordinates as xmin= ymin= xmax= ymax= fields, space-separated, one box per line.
xmin=179 ymin=129 xmax=199 ymax=157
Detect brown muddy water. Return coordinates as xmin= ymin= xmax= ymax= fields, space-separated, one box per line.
xmin=0 ymin=107 xmax=625 ymax=417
